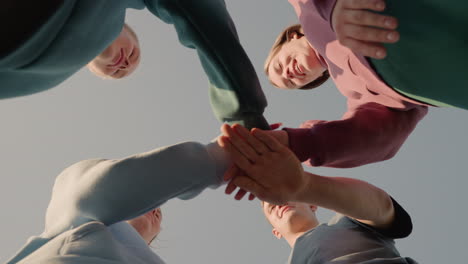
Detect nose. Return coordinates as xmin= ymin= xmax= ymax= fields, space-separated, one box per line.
xmin=119 ymin=58 xmax=130 ymax=69
xmin=276 ymin=204 xmax=287 ymax=211
xmin=282 ymin=67 xmax=294 ymax=79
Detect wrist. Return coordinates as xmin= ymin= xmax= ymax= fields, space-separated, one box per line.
xmin=293 ymin=171 xmax=321 ymax=204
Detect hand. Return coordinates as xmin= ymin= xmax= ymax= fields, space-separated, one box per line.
xmin=332 ymin=0 xmax=399 ymax=59
xmin=261 ymin=129 xmax=289 ymax=147
xmin=218 ymin=124 xmax=308 ymax=205
xmin=219 ymin=122 xmax=285 ymax=200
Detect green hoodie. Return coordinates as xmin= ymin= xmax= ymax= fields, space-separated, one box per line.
xmin=0 ymin=0 xmax=268 ymax=129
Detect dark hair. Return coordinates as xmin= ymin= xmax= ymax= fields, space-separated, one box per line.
xmin=299 ymin=70 xmax=330 ymax=90
xmin=265 ymin=24 xmax=330 ymax=90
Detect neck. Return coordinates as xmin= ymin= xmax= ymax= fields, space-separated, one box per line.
xmin=284 ymin=230 xmax=309 ymax=247
xmin=283 ymin=219 xmax=319 ymax=248
xmin=127 ymin=221 xmax=151 ymax=244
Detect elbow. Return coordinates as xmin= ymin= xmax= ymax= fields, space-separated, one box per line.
xmin=376 ymin=193 xmax=395 ymax=228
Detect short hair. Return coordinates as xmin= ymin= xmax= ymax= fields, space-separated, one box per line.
xmin=264 ymin=24 xmax=330 ymax=90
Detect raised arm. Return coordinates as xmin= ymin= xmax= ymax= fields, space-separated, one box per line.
xmin=145 ymin=0 xmax=269 ymax=129
xmin=219 ymin=124 xmax=396 ymax=229
xmin=283 ymin=102 xmax=428 ymax=168
xmin=44 ymin=141 xmax=228 ymax=238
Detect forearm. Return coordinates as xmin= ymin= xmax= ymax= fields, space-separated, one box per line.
xmin=147 ymin=0 xmax=269 ymax=129
xmin=45 ymin=141 xmax=229 ymax=236
xmin=297 ymin=172 xmax=394 ymax=228
xmin=77 ymin=142 xmax=228 ymax=223
xmin=285 ymin=103 xmax=427 ymax=168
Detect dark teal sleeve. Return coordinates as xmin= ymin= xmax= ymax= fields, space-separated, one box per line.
xmin=145 ymin=0 xmax=269 ymax=129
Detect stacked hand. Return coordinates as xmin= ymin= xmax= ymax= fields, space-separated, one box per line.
xmin=332 ymin=0 xmax=399 ymax=59
xmin=218 ymin=124 xmax=308 ymax=205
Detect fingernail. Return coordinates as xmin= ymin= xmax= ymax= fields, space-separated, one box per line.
xmin=387 ymin=32 xmax=396 ymax=40
xmin=384 ymin=19 xmax=393 ymax=27
xmin=376 ymin=50 xmax=386 ymax=58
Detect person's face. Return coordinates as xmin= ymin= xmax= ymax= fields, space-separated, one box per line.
xmin=87 ymin=25 xmax=141 ymax=79
xmin=262 ymin=201 xmax=318 ymax=239
xmin=126 ymin=208 xmax=162 ymax=244
xmin=267 ymin=33 xmax=325 ymax=90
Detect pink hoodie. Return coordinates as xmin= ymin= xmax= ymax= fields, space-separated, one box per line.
xmin=284 ymin=0 xmax=428 ymax=168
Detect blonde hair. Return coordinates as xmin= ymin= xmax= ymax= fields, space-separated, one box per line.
xmin=264 ymin=24 xmax=329 ymax=90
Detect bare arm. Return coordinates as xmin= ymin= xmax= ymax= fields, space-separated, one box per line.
xmin=298 ymin=172 xmax=394 ymax=229
xmin=220 ymin=124 xmax=394 ymax=229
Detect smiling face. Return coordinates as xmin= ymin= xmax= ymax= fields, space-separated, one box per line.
xmin=87 ymin=24 xmax=141 ymax=79
xmin=262 ymin=201 xmax=319 ymax=239
xmin=267 ymin=32 xmax=325 ymax=90
xmin=126 ymin=208 xmax=162 ymax=245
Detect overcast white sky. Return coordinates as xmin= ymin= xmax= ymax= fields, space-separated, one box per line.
xmin=1 ymin=1 xmax=467 ymax=263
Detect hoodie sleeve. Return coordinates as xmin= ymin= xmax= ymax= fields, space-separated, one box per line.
xmin=43 ymin=141 xmax=229 ymax=237
xmin=284 ymin=102 xmax=428 ymax=168
xmin=288 ymin=0 xmax=338 ymax=29
xmin=144 ymin=0 xmax=269 ymax=129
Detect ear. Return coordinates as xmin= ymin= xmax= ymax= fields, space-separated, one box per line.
xmin=272 ymin=228 xmax=283 ymax=239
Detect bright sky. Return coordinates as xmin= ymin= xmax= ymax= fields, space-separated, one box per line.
xmin=1 ymin=1 xmax=467 ymax=263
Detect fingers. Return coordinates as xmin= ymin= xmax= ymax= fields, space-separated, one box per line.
xmin=332 ymin=0 xmax=399 ymax=59
xmin=219 ymin=136 xmax=252 ymax=172
xmin=225 ymin=178 xmax=257 ymax=201
xmin=340 ymin=37 xmax=387 ymax=58
xmin=230 ymin=175 xmax=263 ymax=198
xmin=342 ymin=0 xmax=386 ymax=11
xmin=251 ymin=129 xmax=285 ymax=153
xmin=223 ymin=165 xmax=239 ymax=181
xmin=234 ymin=189 xmax=247 ymax=200
xmin=232 ymin=124 xmax=270 ymax=155
xmin=343 ymin=9 xmax=398 ymax=30
xmin=341 ymin=23 xmax=399 ymax=44
xmin=221 ymin=124 xmax=259 ymax=162
xmin=225 ymin=180 xmax=238 ymax=195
